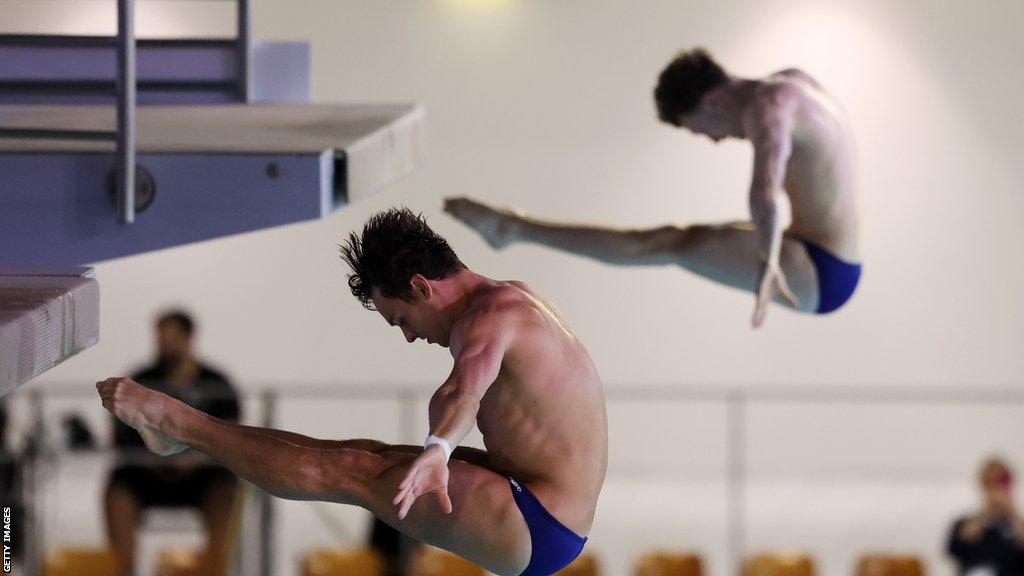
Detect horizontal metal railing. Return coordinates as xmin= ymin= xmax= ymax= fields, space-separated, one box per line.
xmin=0 ymin=0 xmax=253 ymax=224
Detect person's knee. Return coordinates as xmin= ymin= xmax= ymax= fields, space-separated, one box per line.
xmin=656 ymin=224 xmax=719 ymax=258
xmin=638 ymin=225 xmax=690 ymax=258
xmin=103 ymin=481 xmax=141 ymax=535
xmin=342 ymin=438 xmax=391 ymax=453
xmin=105 ymin=480 xmax=139 ymax=510
xmin=200 ymin=475 xmax=238 ymax=512
xmin=306 ymin=449 xmax=408 ymax=507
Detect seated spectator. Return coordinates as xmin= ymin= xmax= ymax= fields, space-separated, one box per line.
xmin=948 ymin=457 xmax=1024 ymax=576
xmin=103 ymin=310 xmax=240 ymax=576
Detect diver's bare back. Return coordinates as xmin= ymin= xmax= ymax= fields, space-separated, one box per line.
xmin=464 ymin=280 xmax=607 ymax=535
xmin=766 ymin=69 xmax=859 ymax=260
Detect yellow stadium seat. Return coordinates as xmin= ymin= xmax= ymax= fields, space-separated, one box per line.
xmin=856 ymin=554 xmax=925 ymax=576
xmin=154 ymin=547 xmax=223 ymax=576
xmin=557 ymin=553 xmax=600 ymax=576
xmin=42 ymin=548 xmax=120 ymax=576
xmin=410 ymin=546 xmax=486 ymax=576
xmin=634 ymin=552 xmax=703 ymax=576
xmin=301 ymin=548 xmax=387 ymax=576
xmin=742 ymin=552 xmax=816 ymax=576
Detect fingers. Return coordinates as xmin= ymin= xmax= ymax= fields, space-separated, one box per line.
xmin=392 ymin=468 xmax=453 ymax=519
xmin=751 ymin=301 xmax=767 ymax=329
xmin=394 ymin=484 xmax=452 ymax=519
xmin=752 ymin=275 xmax=772 ymax=329
xmin=398 ymin=489 xmax=417 ymax=520
xmin=776 ymin=274 xmax=801 ymax=308
xmin=780 ymin=286 xmax=800 ymax=308
xmin=393 ymin=466 xmax=417 ymax=505
xmin=392 ymin=481 xmax=413 ymax=506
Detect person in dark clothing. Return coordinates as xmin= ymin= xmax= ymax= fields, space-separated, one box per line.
xmin=948 ymin=457 xmax=1024 ymax=576
xmin=104 ymin=310 xmax=241 ymax=576
xmin=369 ymin=515 xmax=422 ymax=576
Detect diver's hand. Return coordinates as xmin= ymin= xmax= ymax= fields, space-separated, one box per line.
xmin=392 ymin=444 xmax=452 ymax=519
xmin=753 ymin=261 xmax=799 ymax=329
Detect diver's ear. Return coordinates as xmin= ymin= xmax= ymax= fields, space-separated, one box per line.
xmin=409 ymin=274 xmax=432 ymax=302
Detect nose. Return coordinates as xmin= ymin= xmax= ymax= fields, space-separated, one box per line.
xmin=401 ymin=326 xmax=417 ymax=343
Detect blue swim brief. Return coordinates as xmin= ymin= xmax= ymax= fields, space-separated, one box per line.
xmin=508 ymin=477 xmax=587 ymax=576
xmin=799 ymin=239 xmax=862 ymax=314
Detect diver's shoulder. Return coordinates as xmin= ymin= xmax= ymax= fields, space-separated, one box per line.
xmin=771 ymin=67 xmax=824 ymax=88
xmin=460 ymin=284 xmax=531 ymax=325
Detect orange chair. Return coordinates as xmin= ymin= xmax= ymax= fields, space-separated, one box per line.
xmin=154 ymin=548 xmax=224 ymax=576
xmin=856 ymin=554 xmax=924 ymax=576
xmin=557 ymin=553 xmax=600 ymax=576
xmin=301 ymin=548 xmax=386 ymax=576
xmin=742 ymin=552 xmax=816 ymax=576
xmin=153 ymin=479 xmax=249 ymax=576
xmin=634 ymin=552 xmax=703 ymax=576
xmin=42 ymin=548 xmax=120 ymax=576
xmin=410 ymin=546 xmax=486 ymax=576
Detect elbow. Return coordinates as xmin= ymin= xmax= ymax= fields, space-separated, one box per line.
xmin=446 ymin=390 xmax=483 ymax=417
xmin=432 ymin=386 xmax=482 ymax=414
xmin=749 ymin=185 xmax=783 ymax=208
xmin=298 ymin=454 xmax=343 ymax=501
xmin=292 ymin=450 xmax=371 ymax=505
xmin=749 ymin=197 xmax=779 ymax=227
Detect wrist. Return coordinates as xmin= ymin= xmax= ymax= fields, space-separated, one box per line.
xmin=424 ymin=434 xmax=453 ymax=462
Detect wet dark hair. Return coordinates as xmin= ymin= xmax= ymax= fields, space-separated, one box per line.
xmin=339 ymin=208 xmax=466 ymax=311
xmin=157 ymin=309 xmax=195 ymax=338
xmin=654 ymin=47 xmax=729 ymax=125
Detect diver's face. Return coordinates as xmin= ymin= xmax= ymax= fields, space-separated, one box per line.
xmin=676 ymin=105 xmax=733 ymax=142
xmin=371 ymin=283 xmax=449 ymax=347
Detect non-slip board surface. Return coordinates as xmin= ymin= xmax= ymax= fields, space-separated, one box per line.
xmin=0 ymin=103 xmax=423 ymax=154
xmin=0 ymin=268 xmax=99 ymax=396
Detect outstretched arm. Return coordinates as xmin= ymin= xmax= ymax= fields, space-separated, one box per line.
xmin=746 ymin=85 xmax=800 ymax=328
xmin=392 ymin=310 xmax=512 ymax=519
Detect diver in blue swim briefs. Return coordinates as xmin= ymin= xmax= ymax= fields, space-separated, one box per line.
xmin=445 ymin=48 xmax=861 ymax=328
xmin=98 ymin=208 xmax=606 ymax=576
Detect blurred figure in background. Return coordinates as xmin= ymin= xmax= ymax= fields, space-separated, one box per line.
xmin=104 ymin=310 xmax=240 ymax=576
xmin=369 ymin=515 xmax=422 ymax=576
xmin=61 ymin=413 xmax=96 ymax=451
xmin=948 ymin=457 xmax=1024 ymax=576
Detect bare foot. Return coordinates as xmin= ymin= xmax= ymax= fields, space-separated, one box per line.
xmin=139 ymin=424 xmax=188 ymax=456
xmin=97 ymin=377 xmax=189 ymax=456
xmin=443 ymin=197 xmax=522 ymax=250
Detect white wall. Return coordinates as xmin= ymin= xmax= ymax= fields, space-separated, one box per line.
xmin=4 ymin=0 xmax=1021 ymax=389
xmin=3 ymin=1 xmax=1024 ymax=575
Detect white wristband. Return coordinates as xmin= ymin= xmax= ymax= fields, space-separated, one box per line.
xmin=424 ymin=435 xmax=453 ymax=462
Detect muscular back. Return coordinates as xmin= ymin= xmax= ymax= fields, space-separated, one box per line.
xmin=461 ymin=281 xmax=607 ymax=535
xmin=761 ymin=69 xmax=859 ymax=259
